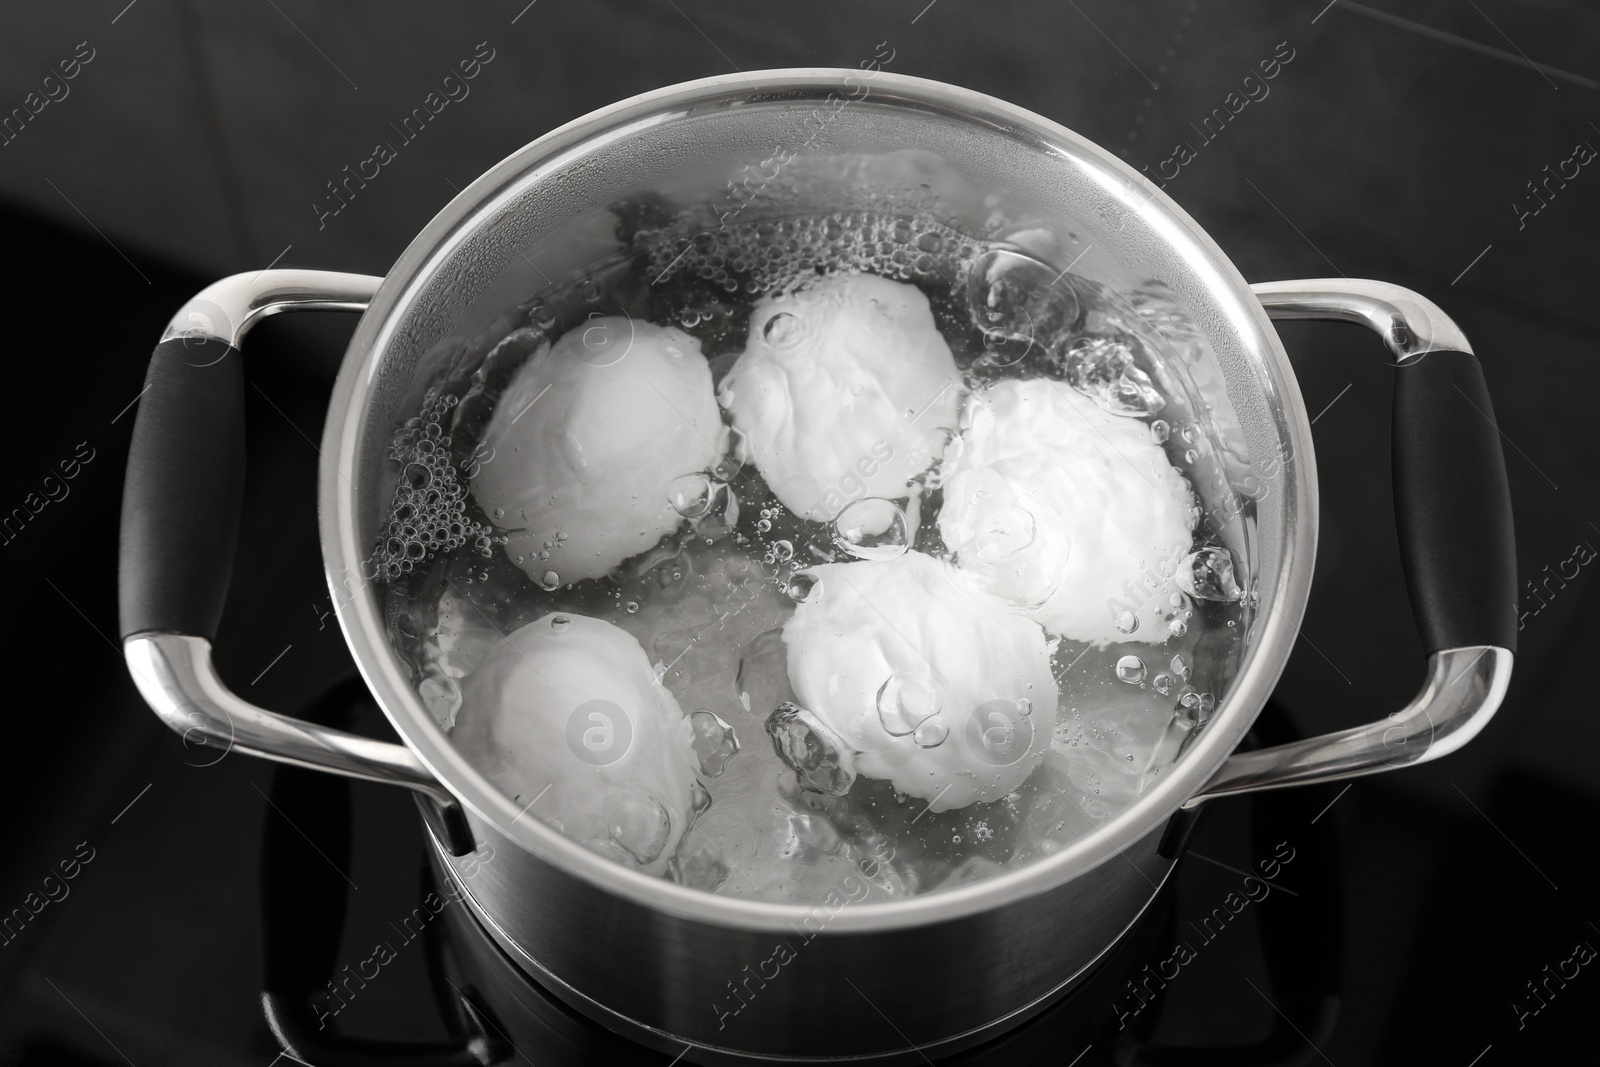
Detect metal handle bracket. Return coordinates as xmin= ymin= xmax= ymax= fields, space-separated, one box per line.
xmin=124 ymin=271 xmax=473 ymax=851
xmin=1187 ymin=279 xmax=1514 ymax=806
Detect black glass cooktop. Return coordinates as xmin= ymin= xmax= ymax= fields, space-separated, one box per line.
xmin=3 ymin=0 xmax=1598 ymax=1062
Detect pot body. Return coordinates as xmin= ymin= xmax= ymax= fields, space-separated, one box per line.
xmin=308 ymin=71 xmax=1315 ymax=1061
xmin=300 ymin=68 xmax=1308 ymax=1060
xmin=433 ymin=809 xmax=1172 ymax=1061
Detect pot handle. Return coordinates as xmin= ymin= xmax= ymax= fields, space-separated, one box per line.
xmin=118 ymin=271 xmax=474 ymax=853
xmin=1187 ymin=279 xmax=1516 ymax=806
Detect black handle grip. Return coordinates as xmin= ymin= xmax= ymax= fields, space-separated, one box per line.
xmin=118 ymin=337 xmax=246 ymax=642
xmin=1391 ymin=351 xmax=1518 ymax=655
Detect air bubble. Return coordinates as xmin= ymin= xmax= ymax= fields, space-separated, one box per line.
xmin=1175 ymin=547 xmax=1244 ymax=602
xmin=967 ymin=249 xmax=1082 ymax=368
xmin=689 ymin=710 xmax=741 ymax=777
xmin=784 ymin=572 xmax=823 ymax=603
xmin=373 ymin=392 xmax=492 ymax=578
xmin=667 ymin=473 xmax=715 ymax=519
xmin=767 ymin=703 xmax=855 ymax=796
xmin=763 ymin=311 xmax=804 ymax=347
xmin=690 ymin=780 xmax=713 ymax=821
xmin=913 ymin=715 xmax=950 ymax=748
xmin=876 ymin=672 xmax=940 ymax=736
xmin=833 ymin=498 xmax=910 ymax=560
xmin=643 ymin=210 xmax=986 ymax=302
xmin=1062 ymin=334 xmax=1165 ymax=417
xmin=607 ymin=792 xmax=672 ymax=864
xmin=1115 ymin=656 xmax=1147 ymax=685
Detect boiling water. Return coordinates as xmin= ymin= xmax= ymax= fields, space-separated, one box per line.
xmin=378 ymin=189 xmax=1255 ymax=904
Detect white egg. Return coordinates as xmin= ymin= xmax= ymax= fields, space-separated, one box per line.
xmin=451 ymin=612 xmax=698 ymax=875
xmin=938 ymin=379 xmax=1194 ymax=645
xmin=472 ymin=317 xmax=725 ymax=585
xmin=781 ymin=551 xmax=1058 ymax=812
xmin=717 ymin=274 xmax=962 ymax=521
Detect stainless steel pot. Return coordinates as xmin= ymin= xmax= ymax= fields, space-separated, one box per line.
xmin=118 ymin=70 xmax=1516 ymax=1064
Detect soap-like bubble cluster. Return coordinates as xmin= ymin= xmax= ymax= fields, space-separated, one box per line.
xmin=372 ymin=393 xmax=494 ymax=580
xmin=642 ymin=211 xmax=985 ymax=296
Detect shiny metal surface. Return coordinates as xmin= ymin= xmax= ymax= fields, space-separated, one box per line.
xmin=1186 ymin=646 xmax=1512 ymax=805
xmin=134 ymin=269 xmax=461 ymax=816
xmin=1182 ymin=279 xmax=1514 ymax=806
xmin=125 ymin=633 xmax=457 ymax=808
xmin=320 ymin=69 xmax=1317 ymax=938
xmin=425 ymin=814 xmax=1175 ymax=1062
xmin=159 ymin=268 xmax=381 ymax=347
xmin=1250 ymin=277 xmax=1474 ymax=362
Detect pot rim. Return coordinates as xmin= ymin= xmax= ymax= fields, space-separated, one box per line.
xmin=320 ymin=68 xmax=1317 ymax=933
